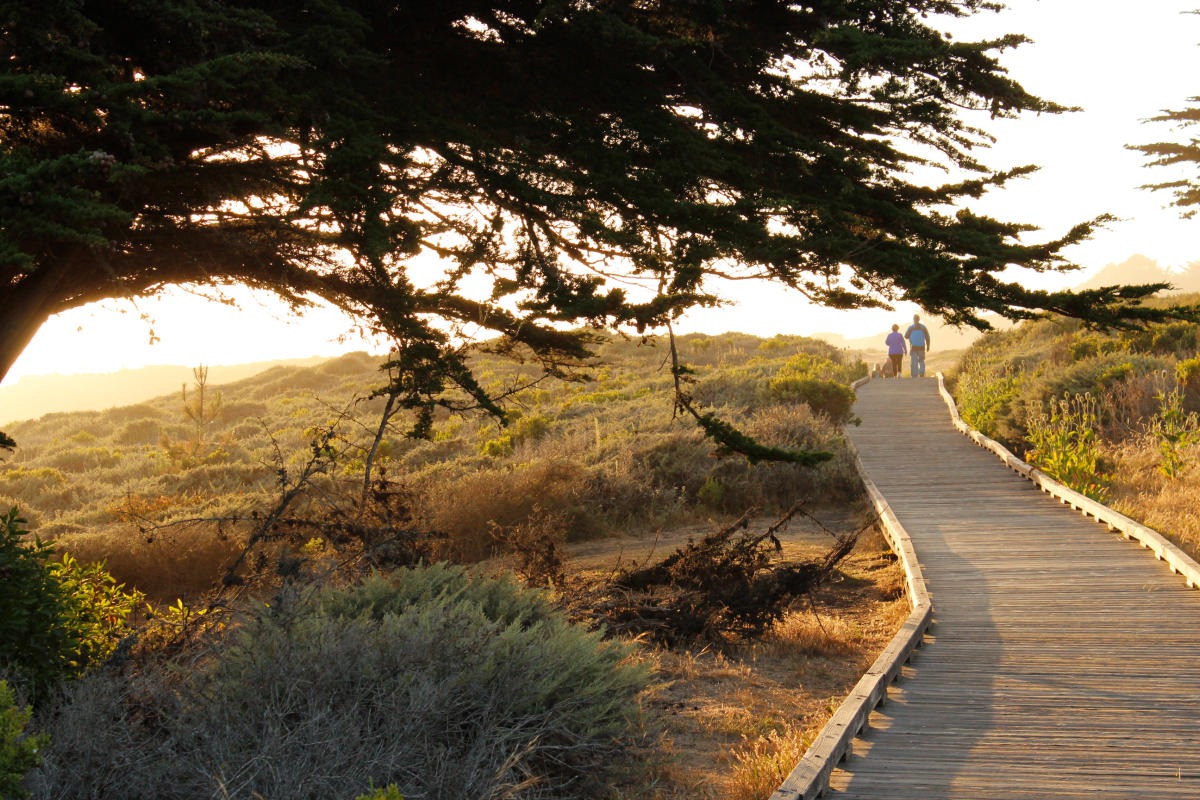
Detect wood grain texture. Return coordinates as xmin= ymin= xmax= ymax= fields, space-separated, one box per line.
xmin=771 ymin=375 xmax=932 ymax=799
xmin=823 ymin=378 xmax=1200 ymax=799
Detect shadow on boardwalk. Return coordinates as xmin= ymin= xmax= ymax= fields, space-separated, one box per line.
xmin=831 ymin=379 xmax=1200 ymax=799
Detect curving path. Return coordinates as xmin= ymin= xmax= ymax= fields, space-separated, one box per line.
xmin=829 ymin=378 xmax=1200 ymax=799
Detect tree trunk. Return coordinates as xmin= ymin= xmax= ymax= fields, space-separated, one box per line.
xmin=0 ymin=261 xmax=71 ymax=385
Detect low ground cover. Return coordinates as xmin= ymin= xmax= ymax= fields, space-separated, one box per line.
xmin=949 ymin=299 xmax=1200 ymax=559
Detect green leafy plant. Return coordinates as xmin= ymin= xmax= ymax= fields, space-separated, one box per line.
xmin=0 ymin=680 xmax=46 ymax=800
xmin=1025 ymin=395 xmax=1110 ymax=502
xmin=1177 ymin=355 xmax=1200 ymax=389
xmin=697 ymin=475 xmax=725 ymax=510
xmin=353 ymin=785 xmax=404 ymax=800
xmin=0 ymin=507 xmax=142 ymax=698
xmin=1150 ymin=389 xmax=1200 ymax=478
xmin=955 ymin=365 xmax=1023 ymax=441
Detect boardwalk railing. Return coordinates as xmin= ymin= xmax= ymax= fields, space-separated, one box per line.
xmin=770 ymin=377 xmax=933 ymax=800
xmin=935 ymin=372 xmax=1200 ymax=592
xmin=771 ymin=372 xmax=1200 ymax=800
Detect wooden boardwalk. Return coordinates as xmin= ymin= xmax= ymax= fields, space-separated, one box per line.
xmin=832 ymin=378 xmax=1200 ymax=799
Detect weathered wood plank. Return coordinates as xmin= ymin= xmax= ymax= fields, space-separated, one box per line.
xmin=813 ymin=378 xmax=1200 ymax=799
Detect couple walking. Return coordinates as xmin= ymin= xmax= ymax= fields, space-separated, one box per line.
xmin=885 ymin=314 xmax=931 ymax=378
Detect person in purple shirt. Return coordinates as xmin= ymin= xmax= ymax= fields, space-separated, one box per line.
xmin=885 ymin=323 xmax=906 ymax=378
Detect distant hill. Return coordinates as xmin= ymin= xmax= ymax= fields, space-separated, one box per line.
xmin=1075 ymin=254 xmax=1200 ymax=294
xmin=813 ymin=313 xmax=1011 ymax=354
xmin=0 ymin=356 xmax=329 ymax=425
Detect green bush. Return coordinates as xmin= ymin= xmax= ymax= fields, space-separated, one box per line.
xmin=767 ymin=376 xmax=857 ymax=425
xmin=0 ymin=680 xmax=46 ymax=800
xmin=697 ymin=475 xmax=725 ymax=510
xmin=313 ymin=566 xmax=559 ymax=628
xmin=770 ymin=352 xmax=866 ymax=386
xmin=1029 ymin=353 xmax=1169 ymax=408
xmin=1127 ymin=321 xmax=1198 ymax=355
xmin=31 ymin=566 xmax=651 ymax=800
xmin=0 ymin=508 xmax=141 ymax=699
xmin=353 ymin=786 xmax=404 ymax=800
xmin=954 ymin=366 xmax=1023 ymax=443
xmin=1177 ymin=355 xmax=1200 ymax=389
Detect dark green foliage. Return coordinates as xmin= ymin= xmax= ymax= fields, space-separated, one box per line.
xmin=313 ymin=565 xmax=558 ymax=629
xmin=0 ymin=680 xmax=45 ymax=800
xmin=1130 ymin=27 xmax=1200 ymax=219
xmin=0 ymin=508 xmax=140 ymax=700
xmin=4 ymin=0 xmax=1196 ymax=459
xmin=767 ymin=377 xmax=858 ymax=426
xmin=0 ymin=680 xmax=46 ymax=800
xmin=29 ymin=566 xmax=650 ymax=799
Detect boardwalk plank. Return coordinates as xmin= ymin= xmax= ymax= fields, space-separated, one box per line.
xmin=827 ymin=379 xmax=1200 ymax=799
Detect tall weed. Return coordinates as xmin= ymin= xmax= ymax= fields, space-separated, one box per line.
xmin=1150 ymin=389 xmax=1200 ymax=478
xmin=1026 ymin=394 xmax=1110 ymax=502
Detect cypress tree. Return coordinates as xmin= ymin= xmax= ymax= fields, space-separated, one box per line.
xmin=2 ymin=1 xmax=1194 ymax=451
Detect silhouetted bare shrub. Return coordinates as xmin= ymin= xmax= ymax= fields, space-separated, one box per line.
xmin=574 ymin=506 xmax=860 ymax=644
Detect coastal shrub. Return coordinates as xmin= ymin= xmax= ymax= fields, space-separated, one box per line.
xmin=954 ymin=365 xmax=1023 ymax=443
xmin=1035 ymin=353 xmax=1169 ymax=402
xmin=766 ymin=376 xmax=856 ymax=425
xmin=1127 ymin=321 xmax=1198 ymax=355
xmin=419 ymin=460 xmax=591 ymax=560
xmin=30 ymin=567 xmax=650 ymax=800
xmin=479 ymin=413 xmax=553 ymax=457
xmin=0 ymin=508 xmax=141 ymax=699
xmin=770 ymin=353 xmax=866 ymax=385
xmin=0 ymin=680 xmax=46 ymax=800
xmin=113 ymin=419 xmax=162 ymax=445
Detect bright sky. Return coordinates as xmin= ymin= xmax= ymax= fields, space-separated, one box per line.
xmin=7 ymin=0 xmax=1199 ymax=383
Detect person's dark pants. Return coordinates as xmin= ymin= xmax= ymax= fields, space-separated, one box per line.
xmin=888 ymin=353 xmax=903 ymax=377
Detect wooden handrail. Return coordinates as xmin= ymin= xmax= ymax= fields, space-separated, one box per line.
xmin=935 ymin=372 xmax=1200 ymax=591
xmin=770 ymin=376 xmax=933 ymax=800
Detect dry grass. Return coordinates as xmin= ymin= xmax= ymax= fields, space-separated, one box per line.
xmin=2 ymin=332 xmax=867 ymax=603
xmin=561 ymin=509 xmax=908 ymax=800
xmin=1107 ymin=437 xmax=1200 ymax=560
xmin=728 ymin=725 xmax=809 ymax=800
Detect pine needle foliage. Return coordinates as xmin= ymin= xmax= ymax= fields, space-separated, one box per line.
xmin=1130 ymin=14 xmax=1200 ymax=219
xmin=4 ymin=0 xmax=1198 ymax=459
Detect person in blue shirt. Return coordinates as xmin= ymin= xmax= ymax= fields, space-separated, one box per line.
xmin=905 ymin=314 xmax=931 ymax=377
xmin=884 ymin=323 xmax=906 ymax=378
